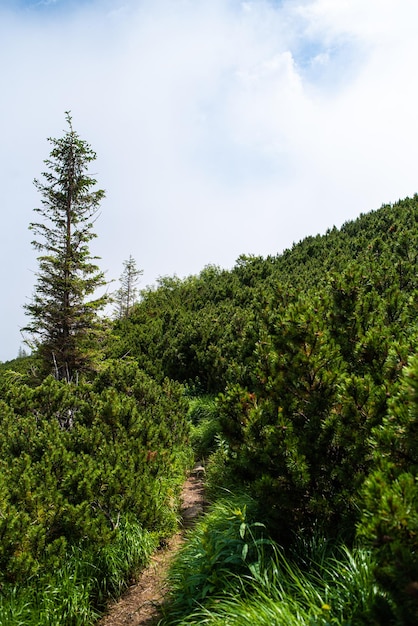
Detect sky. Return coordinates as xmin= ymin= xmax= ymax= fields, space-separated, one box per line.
xmin=1 ymin=0 xmax=418 ymax=361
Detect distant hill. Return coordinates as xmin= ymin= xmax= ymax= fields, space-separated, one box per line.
xmin=110 ymin=194 xmax=418 ymax=392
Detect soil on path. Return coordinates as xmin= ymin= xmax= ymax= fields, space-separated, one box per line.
xmin=97 ymin=466 xmax=206 ymax=626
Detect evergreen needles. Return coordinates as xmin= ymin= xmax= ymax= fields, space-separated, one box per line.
xmin=23 ymin=112 xmax=108 ymax=381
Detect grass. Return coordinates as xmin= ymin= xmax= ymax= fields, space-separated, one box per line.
xmin=159 ymin=497 xmax=395 ymax=626
xmin=159 ymin=494 xmax=272 ymax=624
xmin=158 ymin=394 xmax=397 ymax=625
xmin=0 ymin=515 xmax=158 ymax=625
xmin=188 ymin=396 xmax=220 ymax=460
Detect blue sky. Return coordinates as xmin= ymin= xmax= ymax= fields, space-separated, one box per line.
xmin=9 ymin=0 xmax=89 ymax=9
xmin=1 ymin=0 xmax=418 ymax=361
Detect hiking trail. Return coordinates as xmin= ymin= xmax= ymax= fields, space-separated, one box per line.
xmin=98 ymin=466 xmax=206 ymax=626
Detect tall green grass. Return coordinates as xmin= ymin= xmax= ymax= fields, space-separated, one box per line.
xmin=0 ymin=516 xmax=158 ymax=625
xmin=187 ymin=395 xmax=240 ymax=503
xmin=159 ymin=497 xmax=394 ymax=626
xmin=188 ymin=395 xmax=220 ymax=461
xmin=159 ymin=495 xmax=272 ymax=624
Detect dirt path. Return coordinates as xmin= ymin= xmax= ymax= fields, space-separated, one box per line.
xmin=97 ymin=466 xmax=206 ymax=626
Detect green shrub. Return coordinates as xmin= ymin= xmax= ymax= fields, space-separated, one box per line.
xmin=0 ymin=359 xmax=192 ymax=619
xmin=0 ymin=515 xmax=157 ymax=625
xmin=188 ymin=396 xmax=220 ymax=460
xmin=357 ymin=353 xmax=418 ymax=624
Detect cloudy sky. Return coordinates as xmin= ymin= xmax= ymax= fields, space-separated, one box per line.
xmin=1 ymin=0 xmax=417 ymax=361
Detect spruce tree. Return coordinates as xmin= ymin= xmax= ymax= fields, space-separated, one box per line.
xmin=114 ymin=255 xmax=143 ymax=318
xmin=23 ymin=112 xmax=107 ymax=381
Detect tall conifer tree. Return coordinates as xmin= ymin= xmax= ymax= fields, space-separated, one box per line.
xmin=114 ymin=255 xmax=143 ymax=319
xmin=24 ymin=112 xmax=107 ymax=381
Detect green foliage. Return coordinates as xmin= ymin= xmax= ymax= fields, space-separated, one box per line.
xmin=0 ymin=354 xmax=41 ymax=393
xmin=108 ymin=195 xmax=418 ymax=389
xmin=107 ymin=267 xmax=258 ymax=392
xmin=113 ymin=255 xmax=143 ymax=319
xmin=215 ymin=289 xmax=374 ymax=541
xmin=0 ymin=516 xmax=157 ymax=625
xmin=160 ymin=495 xmax=270 ymax=623
xmin=0 ymin=361 xmax=191 ymax=588
xmin=188 ymin=395 xmax=220 ymax=460
xmin=102 ymin=194 xmax=418 ymax=619
xmin=6 ymin=192 xmax=418 ymax=621
xmin=104 ymin=194 xmax=418 ymax=555
xmin=23 ymin=112 xmax=108 ymax=381
xmin=183 ymin=547 xmax=390 ymax=626
xmin=160 ymin=502 xmax=391 ymax=626
xmin=357 ymin=353 xmax=418 ymax=624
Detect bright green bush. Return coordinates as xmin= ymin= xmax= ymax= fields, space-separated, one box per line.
xmin=0 ymin=360 xmax=192 ymax=587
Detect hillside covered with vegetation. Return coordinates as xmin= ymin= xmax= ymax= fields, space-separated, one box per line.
xmin=2 ymin=115 xmax=418 ymax=624
xmin=109 ymin=196 xmax=418 ymax=625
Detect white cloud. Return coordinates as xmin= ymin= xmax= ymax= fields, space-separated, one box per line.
xmin=1 ymin=0 xmax=418 ymax=360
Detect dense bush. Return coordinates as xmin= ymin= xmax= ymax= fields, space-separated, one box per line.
xmin=215 ymin=284 xmax=391 ymax=542
xmin=4 ymin=195 xmax=418 ymax=622
xmin=0 ymin=516 xmax=158 ymax=625
xmin=0 ymin=360 xmax=192 ymax=586
xmin=357 ymin=353 xmax=418 ymax=624
xmin=102 ymin=197 xmax=418 ymax=617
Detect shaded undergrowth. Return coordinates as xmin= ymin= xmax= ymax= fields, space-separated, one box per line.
xmin=159 ymin=496 xmax=395 ymax=626
xmin=0 ymin=516 xmax=158 ymax=626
